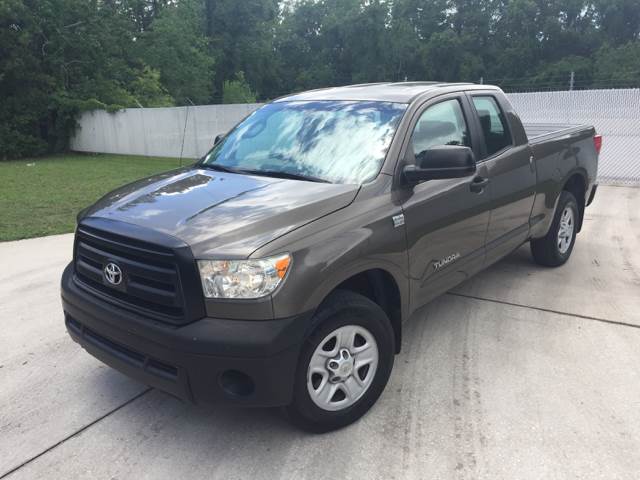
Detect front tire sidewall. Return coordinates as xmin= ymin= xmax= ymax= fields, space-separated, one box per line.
xmin=287 ymin=293 xmax=395 ymax=433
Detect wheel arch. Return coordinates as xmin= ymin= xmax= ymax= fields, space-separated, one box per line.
xmin=310 ymin=266 xmax=406 ymax=354
xmin=561 ymin=170 xmax=587 ymax=232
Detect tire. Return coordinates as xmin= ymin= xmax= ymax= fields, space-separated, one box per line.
xmin=285 ymin=290 xmax=395 ymax=433
xmin=530 ymin=190 xmax=579 ymax=267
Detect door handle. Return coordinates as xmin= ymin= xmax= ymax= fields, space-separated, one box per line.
xmin=470 ymin=176 xmax=490 ymax=193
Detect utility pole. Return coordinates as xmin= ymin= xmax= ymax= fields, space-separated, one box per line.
xmin=569 ymin=71 xmax=575 ymax=91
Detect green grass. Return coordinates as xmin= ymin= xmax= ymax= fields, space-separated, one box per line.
xmin=0 ymin=153 xmax=185 ymax=241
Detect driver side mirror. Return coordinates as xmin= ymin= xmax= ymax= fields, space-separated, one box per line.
xmin=403 ymin=145 xmax=476 ymax=184
xmin=213 ymin=133 xmax=225 ymax=146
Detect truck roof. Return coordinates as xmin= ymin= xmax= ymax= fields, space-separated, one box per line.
xmin=275 ymin=81 xmax=495 ymax=104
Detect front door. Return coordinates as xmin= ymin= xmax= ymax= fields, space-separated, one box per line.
xmin=399 ymin=95 xmax=492 ymax=310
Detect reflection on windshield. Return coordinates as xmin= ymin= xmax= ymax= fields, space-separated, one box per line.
xmin=201 ymin=100 xmax=407 ymax=184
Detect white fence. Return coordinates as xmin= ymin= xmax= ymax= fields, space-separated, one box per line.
xmin=71 ymin=103 xmax=262 ymax=159
xmin=71 ymin=89 xmax=640 ymax=185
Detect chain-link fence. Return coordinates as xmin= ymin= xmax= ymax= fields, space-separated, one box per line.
xmin=507 ymin=89 xmax=640 ymax=186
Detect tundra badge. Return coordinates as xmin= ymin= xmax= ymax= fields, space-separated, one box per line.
xmin=433 ymin=253 xmax=461 ymax=271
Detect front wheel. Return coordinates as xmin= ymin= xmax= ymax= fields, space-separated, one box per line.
xmin=530 ymin=190 xmax=579 ymax=267
xmin=285 ymin=290 xmax=395 ymax=433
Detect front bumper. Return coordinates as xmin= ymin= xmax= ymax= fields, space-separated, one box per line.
xmin=61 ymin=263 xmax=311 ymax=407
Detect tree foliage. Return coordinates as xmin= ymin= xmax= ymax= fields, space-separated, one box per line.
xmin=2 ymin=0 xmax=640 ymax=158
xmin=1 ymin=0 xmax=174 ymax=158
xmin=138 ymin=0 xmax=214 ymax=105
xmin=222 ymin=72 xmax=258 ymax=104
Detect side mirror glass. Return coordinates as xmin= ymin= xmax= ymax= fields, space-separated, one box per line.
xmin=403 ymin=145 xmax=476 ymax=184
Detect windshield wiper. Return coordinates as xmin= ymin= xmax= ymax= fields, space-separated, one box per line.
xmin=237 ymin=169 xmax=332 ymax=184
xmin=199 ymin=163 xmax=240 ymax=174
xmin=200 ymin=163 xmax=331 ymax=183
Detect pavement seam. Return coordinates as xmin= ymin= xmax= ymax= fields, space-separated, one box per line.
xmin=447 ymin=292 xmax=640 ymax=330
xmin=0 ymin=388 xmax=152 ymax=479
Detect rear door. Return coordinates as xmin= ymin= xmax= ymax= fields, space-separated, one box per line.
xmin=398 ymin=93 xmax=492 ymax=310
xmin=467 ymin=92 xmax=536 ymax=265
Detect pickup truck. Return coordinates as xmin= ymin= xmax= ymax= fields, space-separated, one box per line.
xmin=61 ymin=82 xmax=600 ymax=432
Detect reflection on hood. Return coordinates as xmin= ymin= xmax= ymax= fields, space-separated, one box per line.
xmin=82 ymin=168 xmax=359 ymax=258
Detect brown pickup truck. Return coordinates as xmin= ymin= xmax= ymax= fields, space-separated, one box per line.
xmin=61 ymin=82 xmax=600 ymax=432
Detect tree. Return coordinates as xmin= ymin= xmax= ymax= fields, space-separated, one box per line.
xmin=594 ymin=42 xmax=640 ymax=86
xmin=222 ymin=71 xmax=257 ymax=103
xmin=595 ymin=0 xmax=640 ymax=46
xmin=275 ymin=0 xmax=337 ymax=92
xmin=138 ymin=0 xmax=215 ymax=104
xmin=3 ymin=0 xmax=640 ymax=159
xmin=388 ymin=0 xmax=448 ymax=81
xmin=205 ymin=0 xmax=279 ymax=100
xmin=1 ymin=0 xmax=187 ymax=158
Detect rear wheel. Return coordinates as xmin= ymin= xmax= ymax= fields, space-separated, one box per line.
xmin=531 ymin=191 xmax=578 ymax=267
xmin=285 ymin=290 xmax=395 ymax=433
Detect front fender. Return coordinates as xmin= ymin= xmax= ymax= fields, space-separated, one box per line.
xmin=254 ymin=181 xmax=410 ymax=324
xmin=271 ymin=224 xmax=409 ymax=321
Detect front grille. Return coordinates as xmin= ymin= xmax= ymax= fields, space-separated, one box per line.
xmin=74 ymin=224 xmax=186 ymax=321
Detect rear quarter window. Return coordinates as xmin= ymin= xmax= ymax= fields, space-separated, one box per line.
xmin=472 ymin=96 xmax=512 ymax=157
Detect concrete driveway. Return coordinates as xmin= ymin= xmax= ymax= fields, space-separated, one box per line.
xmin=1 ymin=185 xmax=639 ymax=480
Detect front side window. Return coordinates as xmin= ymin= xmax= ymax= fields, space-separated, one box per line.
xmin=201 ymin=100 xmax=407 ymax=184
xmin=472 ymin=96 xmax=512 ymax=157
xmin=410 ymin=99 xmax=470 ymax=159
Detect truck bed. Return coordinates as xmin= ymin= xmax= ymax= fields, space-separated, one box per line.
xmin=523 ymin=123 xmax=587 ymax=144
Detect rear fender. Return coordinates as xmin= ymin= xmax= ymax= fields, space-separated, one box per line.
xmin=529 ymin=167 xmax=588 ymax=239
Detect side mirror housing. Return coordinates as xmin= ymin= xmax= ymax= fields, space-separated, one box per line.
xmin=213 ymin=133 xmax=225 ymax=146
xmin=403 ymin=145 xmax=476 ymax=184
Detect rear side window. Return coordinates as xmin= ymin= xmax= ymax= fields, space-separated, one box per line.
xmin=411 ymin=99 xmax=470 ymax=158
xmin=472 ymin=96 xmax=512 ymax=157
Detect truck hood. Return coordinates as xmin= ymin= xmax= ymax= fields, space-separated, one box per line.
xmin=82 ymin=168 xmax=359 ymax=258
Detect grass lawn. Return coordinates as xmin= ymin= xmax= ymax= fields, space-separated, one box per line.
xmin=0 ymin=153 xmax=186 ymax=241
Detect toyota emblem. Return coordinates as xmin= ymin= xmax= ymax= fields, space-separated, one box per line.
xmin=104 ymin=262 xmax=123 ymax=286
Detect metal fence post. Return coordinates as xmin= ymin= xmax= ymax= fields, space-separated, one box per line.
xmin=569 ymin=71 xmax=575 ymax=91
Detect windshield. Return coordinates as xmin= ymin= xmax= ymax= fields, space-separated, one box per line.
xmin=201 ymin=100 xmax=407 ymax=184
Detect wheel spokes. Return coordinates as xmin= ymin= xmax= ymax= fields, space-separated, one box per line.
xmin=308 ymin=369 xmax=329 ymax=396
xmin=343 ymin=376 xmax=365 ymax=400
xmin=306 ymin=324 xmax=379 ymax=411
xmin=337 ymin=325 xmax=357 ymax=350
xmin=317 ymin=331 xmax=341 ymax=358
xmin=557 ymin=206 xmax=574 ymax=254
xmin=354 ymin=345 xmax=376 ymax=369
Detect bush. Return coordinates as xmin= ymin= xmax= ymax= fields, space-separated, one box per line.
xmin=0 ymin=124 xmax=48 ymax=160
xmin=222 ymin=72 xmax=257 ymax=104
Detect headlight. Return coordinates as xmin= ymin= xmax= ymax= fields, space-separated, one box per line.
xmin=197 ymin=254 xmax=291 ymax=299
